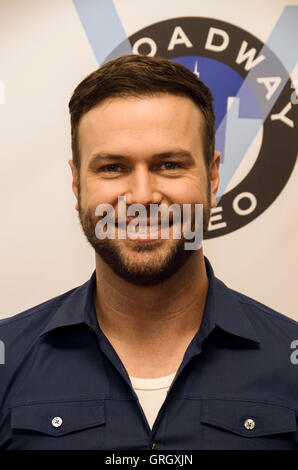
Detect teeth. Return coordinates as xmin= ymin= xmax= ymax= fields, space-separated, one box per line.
xmin=136 ymin=225 xmax=159 ymax=233
xmin=118 ymin=224 xmax=171 ymax=232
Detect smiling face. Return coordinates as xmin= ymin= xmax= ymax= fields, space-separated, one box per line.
xmin=70 ymin=93 xmax=219 ymax=285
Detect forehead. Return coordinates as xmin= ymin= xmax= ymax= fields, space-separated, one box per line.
xmin=78 ymin=94 xmax=205 ymax=163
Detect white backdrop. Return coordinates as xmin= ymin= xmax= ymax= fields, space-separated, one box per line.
xmin=0 ymin=0 xmax=297 ymax=320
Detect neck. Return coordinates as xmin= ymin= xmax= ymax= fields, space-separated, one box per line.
xmin=93 ymin=250 xmax=209 ymax=377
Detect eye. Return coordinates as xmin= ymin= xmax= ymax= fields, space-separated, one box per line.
xmin=98 ymin=164 xmax=124 ymax=173
xmin=160 ymin=161 xmax=183 ymax=170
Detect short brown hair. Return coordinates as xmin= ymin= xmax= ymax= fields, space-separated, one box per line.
xmin=68 ymin=54 xmax=215 ymax=171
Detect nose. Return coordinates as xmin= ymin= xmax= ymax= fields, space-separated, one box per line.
xmin=125 ymin=164 xmax=161 ymax=206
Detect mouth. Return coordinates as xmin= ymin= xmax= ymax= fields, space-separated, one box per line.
xmin=115 ymin=220 xmax=174 ymax=241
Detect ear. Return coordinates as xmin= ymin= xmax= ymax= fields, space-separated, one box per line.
xmin=209 ymin=151 xmax=220 ymax=208
xmin=68 ymin=160 xmax=79 ymax=211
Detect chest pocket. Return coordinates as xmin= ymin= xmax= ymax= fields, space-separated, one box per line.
xmin=200 ymin=399 xmax=297 ymax=450
xmin=11 ymin=400 xmax=106 ymax=450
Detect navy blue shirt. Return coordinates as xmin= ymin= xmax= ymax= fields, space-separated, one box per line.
xmin=1 ymin=257 xmax=298 ymax=450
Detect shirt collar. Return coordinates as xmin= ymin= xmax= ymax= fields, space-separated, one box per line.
xmin=39 ymin=271 xmax=97 ymax=337
xmin=40 ymin=257 xmax=260 ymax=344
xmin=203 ymin=257 xmax=260 ymax=343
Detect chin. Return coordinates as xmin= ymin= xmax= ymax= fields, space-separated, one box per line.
xmin=95 ymin=237 xmax=194 ymax=286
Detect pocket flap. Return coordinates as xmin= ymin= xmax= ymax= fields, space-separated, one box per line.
xmin=11 ymin=400 xmax=105 ymax=436
xmin=201 ymin=399 xmax=297 ymax=437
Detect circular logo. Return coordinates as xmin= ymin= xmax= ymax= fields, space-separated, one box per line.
xmin=109 ymin=18 xmax=297 ymax=238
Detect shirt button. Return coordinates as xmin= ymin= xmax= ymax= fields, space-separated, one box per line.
xmin=51 ymin=416 xmax=63 ymax=428
xmin=151 ymin=441 xmax=158 ymax=450
xmin=244 ymin=418 xmax=255 ymax=430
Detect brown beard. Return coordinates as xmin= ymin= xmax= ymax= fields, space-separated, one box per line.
xmin=77 ymin=184 xmax=211 ymax=286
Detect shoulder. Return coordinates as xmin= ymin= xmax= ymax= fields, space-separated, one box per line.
xmin=232 ymin=287 xmax=298 ymax=328
xmin=231 ymin=287 xmax=298 ymax=338
xmin=0 ymin=286 xmax=78 ymax=336
xmin=0 ymin=281 xmax=88 ymax=373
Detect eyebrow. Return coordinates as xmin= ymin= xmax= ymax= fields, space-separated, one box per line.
xmin=88 ymin=149 xmax=196 ymax=169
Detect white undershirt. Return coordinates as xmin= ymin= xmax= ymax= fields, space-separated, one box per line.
xmin=129 ymin=372 xmax=176 ymax=429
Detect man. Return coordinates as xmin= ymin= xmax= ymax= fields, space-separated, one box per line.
xmin=1 ymin=55 xmax=298 ymax=450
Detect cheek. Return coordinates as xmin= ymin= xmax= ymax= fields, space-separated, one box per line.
xmin=82 ymin=178 xmax=121 ymax=210
xmin=169 ymin=177 xmax=207 ymax=205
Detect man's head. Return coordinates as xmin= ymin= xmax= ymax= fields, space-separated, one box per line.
xmin=68 ymin=54 xmax=220 ymax=285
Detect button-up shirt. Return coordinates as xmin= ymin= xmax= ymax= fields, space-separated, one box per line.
xmin=1 ymin=257 xmax=298 ymax=450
